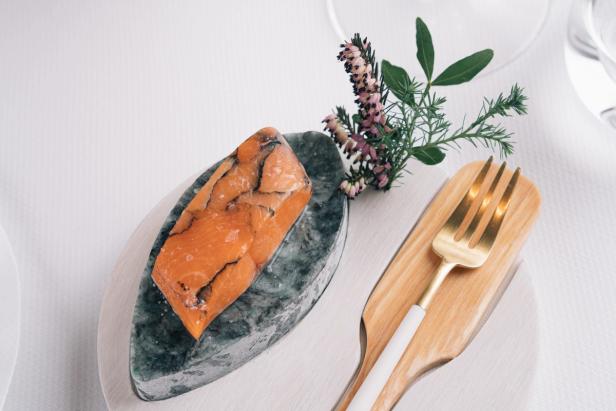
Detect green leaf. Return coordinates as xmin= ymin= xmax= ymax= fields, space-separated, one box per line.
xmin=415 ymin=18 xmax=434 ymax=81
xmin=432 ymin=49 xmax=494 ymax=86
xmin=413 ymin=146 xmax=445 ymax=165
xmin=381 ymin=59 xmax=415 ymax=104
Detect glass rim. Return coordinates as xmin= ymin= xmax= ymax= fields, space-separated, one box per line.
xmin=588 ymin=0 xmax=616 ymax=63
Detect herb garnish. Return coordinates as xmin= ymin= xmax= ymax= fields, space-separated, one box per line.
xmin=323 ymin=18 xmax=527 ymax=198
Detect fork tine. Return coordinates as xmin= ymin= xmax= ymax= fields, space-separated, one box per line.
xmin=444 ymin=157 xmax=493 ymax=230
xmin=477 ymin=167 xmax=521 ymax=249
xmin=460 ymin=162 xmax=507 ymax=244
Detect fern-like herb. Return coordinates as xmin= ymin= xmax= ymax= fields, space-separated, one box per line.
xmin=324 ymin=18 xmax=527 ymax=198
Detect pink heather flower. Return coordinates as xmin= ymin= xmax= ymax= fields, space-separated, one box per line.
xmin=369 ymin=146 xmax=377 ymax=160
xmin=338 ymin=43 xmax=360 ymax=60
xmin=340 ymin=177 xmax=367 ymax=199
xmin=337 ymin=39 xmax=387 ymax=136
xmin=352 ymin=134 xmax=365 ymax=146
xmin=343 ymin=140 xmax=356 ymax=157
xmin=367 ymin=93 xmax=380 ymax=105
xmin=322 ymin=114 xmax=349 ymax=146
xmin=343 ymin=133 xmax=380 ymax=164
xmin=327 ymin=36 xmax=397 ymax=197
xmin=376 ymin=173 xmax=389 ymax=188
xmin=357 ymin=93 xmax=370 ymax=106
xmin=349 ymin=185 xmax=357 ymax=197
xmin=372 ymin=161 xmax=391 ymax=189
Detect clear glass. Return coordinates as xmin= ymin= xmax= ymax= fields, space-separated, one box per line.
xmin=326 ymin=0 xmax=550 ymax=76
xmin=567 ymin=0 xmax=616 ymax=129
xmin=589 ymin=0 xmax=616 ymax=83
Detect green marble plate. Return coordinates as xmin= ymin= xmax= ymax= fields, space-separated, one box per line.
xmin=129 ymin=131 xmax=348 ymax=401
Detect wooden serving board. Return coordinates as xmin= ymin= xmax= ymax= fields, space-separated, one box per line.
xmin=98 ymin=159 xmax=449 ymax=410
xmin=336 ymin=161 xmax=541 ymax=411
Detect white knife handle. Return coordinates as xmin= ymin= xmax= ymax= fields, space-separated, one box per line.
xmin=347 ymin=305 xmax=426 ymax=411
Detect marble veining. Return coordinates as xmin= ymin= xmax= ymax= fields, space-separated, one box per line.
xmin=130 ymin=132 xmax=348 ymax=400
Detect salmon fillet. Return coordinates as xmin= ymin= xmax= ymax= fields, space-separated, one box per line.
xmin=152 ymin=127 xmax=312 ymax=340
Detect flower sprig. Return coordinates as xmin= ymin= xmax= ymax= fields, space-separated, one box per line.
xmin=323 ymin=18 xmax=528 ymax=198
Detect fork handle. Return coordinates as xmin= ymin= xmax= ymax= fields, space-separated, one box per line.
xmin=347 ymin=305 xmax=425 ymax=411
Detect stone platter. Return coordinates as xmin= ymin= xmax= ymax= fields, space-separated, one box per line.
xmin=129 ymin=132 xmax=348 ymax=401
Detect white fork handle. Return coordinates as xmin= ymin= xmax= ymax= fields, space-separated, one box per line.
xmin=347 ymin=305 xmax=426 ymax=411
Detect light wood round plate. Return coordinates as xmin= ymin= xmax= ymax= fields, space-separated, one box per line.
xmin=98 ymin=163 xmax=539 ymax=410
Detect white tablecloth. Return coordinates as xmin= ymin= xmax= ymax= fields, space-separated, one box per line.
xmin=1 ymin=0 xmax=616 ymax=409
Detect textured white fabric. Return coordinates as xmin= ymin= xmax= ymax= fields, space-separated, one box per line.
xmin=0 ymin=225 xmax=20 ymax=409
xmin=1 ymin=0 xmax=616 ymax=409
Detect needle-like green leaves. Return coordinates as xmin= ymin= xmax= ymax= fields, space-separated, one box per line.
xmin=415 ymin=18 xmax=434 ymax=81
xmin=432 ymin=49 xmax=494 ymax=86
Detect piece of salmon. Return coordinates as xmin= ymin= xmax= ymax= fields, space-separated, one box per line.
xmin=152 ymin=127 xmax=312 ymax=340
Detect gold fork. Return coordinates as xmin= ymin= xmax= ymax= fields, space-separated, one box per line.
xmin=347 ymin=158 xmax=521 ymax=411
